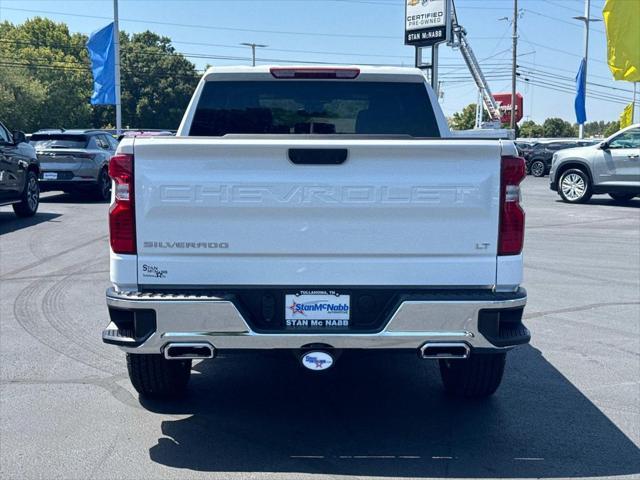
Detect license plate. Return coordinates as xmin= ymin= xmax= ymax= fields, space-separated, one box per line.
xmin=43 ymin=172 xmax=58 ymax=180
xmin=285 ymin=291 xmax=350 ymax=329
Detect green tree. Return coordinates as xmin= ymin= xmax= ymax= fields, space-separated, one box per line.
xmin=542 ymin=117 xmax=577 ymax=137
xmin=519 ymin=120 xmax=544 ymax=138
xmin=604 ymin=121 xmax=620 ymax=137
xmin=120 ymin=31 xmax=199 ymax=129
xmin=0 ymin=66 xmax=47 ymax=131
xmin=449 ymin=103 xmax=488 ymax=130
xmin=0 ymin=18 xmax=93 ymax=131
xmin=1 ymin=19 xmax=199 ymax=131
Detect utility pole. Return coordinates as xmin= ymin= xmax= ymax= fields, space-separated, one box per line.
xmin=240 ymin=42 xmax=267 ymax=66
xmin=113 ymin=0 xmax=122 ymax=133
xmin=510 ymin=0 xmax=518 ymax=131
xmin=573 ymin=0 xmax=601 ymax=138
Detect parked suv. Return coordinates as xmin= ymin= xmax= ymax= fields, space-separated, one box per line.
xmin=0 ymin=121 xmax=40 ymax=217
xmin=30 ymin=129 xmax=117 ymax=200
xmin=550 ymin=124 xmax=640 ymax=203
xmin=526 ymin=139 xmax=597 ymax=177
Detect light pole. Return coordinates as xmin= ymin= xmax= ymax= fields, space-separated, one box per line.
xmin=113 ymin=0 xmax=122 ymax=133
xmin=510 ymin=0 xmax=518 ymax=131
xmin=573 ymin=0 xmax=602 ymax=138
xmin=240 ymin=42 xmax=267 ymax=67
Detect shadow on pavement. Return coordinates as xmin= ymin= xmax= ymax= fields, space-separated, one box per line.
xmin=142 ymin=346 xmax=640 ymax=478
xmin=554 ymin=198 xmax=640 ymax=209
xmin=0 ymin=212 xmax=62 ymax=235
xmin=40 ymin=192 xmax=108 ymax=204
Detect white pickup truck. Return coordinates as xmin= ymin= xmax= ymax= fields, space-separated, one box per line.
xmin=103 ymin=66 xmax=529 ymax=399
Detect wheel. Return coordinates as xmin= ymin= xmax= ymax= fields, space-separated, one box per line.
xmin=609 ymin=193 xmax=636 ymax=203
xmin=126 ymin=353 xmax=192 ymax=398
xmin=94 ymin=168 xmax=111 ymax=201
xmin=558 ymin=168 xmax=592 ymax=204
xmin=12 ymin=171 xmax=40 ymax=217
xmin=530 ymin=160 xmax=546 ymax=177
xmin=439 ymin=352 xmax=506 ymax=398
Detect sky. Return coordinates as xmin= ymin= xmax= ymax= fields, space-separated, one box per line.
xmin=0 ymin=0 xmax=637 ymax=124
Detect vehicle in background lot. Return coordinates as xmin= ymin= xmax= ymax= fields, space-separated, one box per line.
xmin=514 ymin=140 xmax=535 ymax=161
xmin=526 ymin=139 xmax=599 ymax=177
xmin=117 ymin=130 xmax=174 ymax=141
xmin=550 ymin=124 xmax=640 ymax=203
xmin=30 ymin=129 xmax=117 ymax=201
xmin=104 ymin=65 xmax=529 ymax=401
xmin=0 ymin=121 xmax=40 ymax=217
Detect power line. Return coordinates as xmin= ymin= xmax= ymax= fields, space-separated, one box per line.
xmin=523 ymin=8 xmax=605 ymax=34
xmin=1 ymin=6 xmax=400 ymax=40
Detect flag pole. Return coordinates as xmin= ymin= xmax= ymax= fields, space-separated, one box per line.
xmin=633 ymin=82 xmax=637 ymax=123
xmin=113 ymin=0 xmax=122 ymax=133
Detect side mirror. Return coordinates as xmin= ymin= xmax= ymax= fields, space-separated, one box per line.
xmin=12 ymin=130 xmax=27 ymax=145
xmin=598 ymin=141 xmax=609 ymax=150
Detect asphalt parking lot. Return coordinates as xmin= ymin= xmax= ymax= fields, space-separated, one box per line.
xmin=1 ymin=176 xmax=639 ymax=480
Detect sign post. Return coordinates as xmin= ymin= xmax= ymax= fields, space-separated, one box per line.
xmin=405 ymin=0 xmax=451 ymax=91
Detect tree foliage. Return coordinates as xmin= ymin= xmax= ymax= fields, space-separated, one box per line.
xmin=519 ymin=120 xmax=544 ymax=138
xmin=450 ymin=105 xmax=619 ymax=139
xmin=0 ymin=18 xmax=93 ymax=131
xmin=0 ymin=18 xmax=199 ymax=132
xmin=449 ymin=103 xmax=488 ymax=130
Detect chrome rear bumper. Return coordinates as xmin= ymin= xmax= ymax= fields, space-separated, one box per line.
xmin=104 ymin=287 xmax=528 ymax=354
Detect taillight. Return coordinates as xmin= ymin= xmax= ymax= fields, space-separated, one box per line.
xmin=270 ymin=67 xmax=360 ymax=79
xmin=499 ymin=155 xmax=526 ymax=255
xmin=108 ymin=154 xmax=136 ymax=254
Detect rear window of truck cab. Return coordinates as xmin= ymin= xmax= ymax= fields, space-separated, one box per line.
xmin=189 ymin=81 xmax=440 ymax=137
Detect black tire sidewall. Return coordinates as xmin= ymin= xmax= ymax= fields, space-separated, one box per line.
xmin=13 ymin=171 xmax=40 ymax=217
xmin=96 ymin=168 xmax=111 ymax=202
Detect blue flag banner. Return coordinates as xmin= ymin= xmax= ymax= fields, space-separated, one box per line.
xmin=574 ymin=58 xmax=587 ymax=124
xmin=87 ymin=22 xmax=116 ymax=105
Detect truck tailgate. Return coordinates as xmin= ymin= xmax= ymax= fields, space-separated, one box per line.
xmin=133 ymin=138 xmax=501 ymax=287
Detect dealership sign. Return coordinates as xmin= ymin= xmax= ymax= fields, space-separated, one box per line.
xmin=405 ymin=0 xmax=450 ymax=46
xmin=493 ymin=93 xmax=524 ymax=124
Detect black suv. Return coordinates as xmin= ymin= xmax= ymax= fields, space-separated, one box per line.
xmin=526 ymin=140 xmax=598 ymax=177
xmin=0 ymin=121 xmax=40 ymax=217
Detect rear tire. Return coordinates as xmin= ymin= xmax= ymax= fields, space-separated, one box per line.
xmin=439 ymin=352 xmax=506 ymax=398
xmin=530 ymin=160 xmax=546 ymax=177
xmin=609 ymin=193 xmax=635 ymax=203
xmin=558 ymin=168 xmax=592 ymax=204
xmin=126 ymin=353 xmax=192 ymax=398
xmin=12 ymin=171 xmax=40 ymax=217
xmin=94 ymin=167 xmax=111 ymax=202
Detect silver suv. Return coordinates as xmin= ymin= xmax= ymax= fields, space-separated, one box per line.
xmin=550 ymin=124 xmax=640 ymax=203
xmin=30 ymin=129 xmax=117 ymax=201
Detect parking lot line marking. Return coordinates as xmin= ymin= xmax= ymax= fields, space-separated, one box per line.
xmin=514 ymin=457 xmax=544 ymax=461
xmin=290 ymin=455 xmax=325 ymax=459
xmin=432 ymin=456 xmax=453 ymax=459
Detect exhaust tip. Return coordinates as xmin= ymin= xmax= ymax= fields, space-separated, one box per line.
xmin=420 ymin=342 xmax=470 ymax=359
xmin=164 ymin=342 xmax=215 ymax=360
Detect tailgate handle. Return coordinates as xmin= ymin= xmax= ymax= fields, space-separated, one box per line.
xmin=288 ymin=148 xmax=348 ymax=165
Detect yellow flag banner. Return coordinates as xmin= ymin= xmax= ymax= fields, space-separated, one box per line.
xmin=603 ymin=0 xmax=640 ymax=82
xmin=619 ymin=102 xmax=634 ymax=128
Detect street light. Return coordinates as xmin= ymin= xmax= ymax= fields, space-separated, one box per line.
xmin=573 ymin=0 xmax=602 ymax=139
xmin=240 ymin=42 xmax=268 ymax=67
